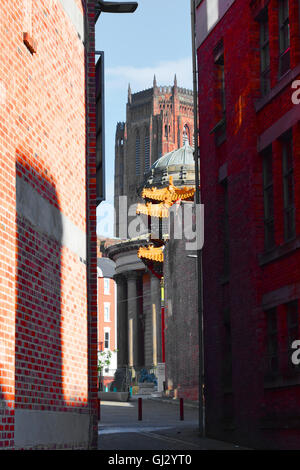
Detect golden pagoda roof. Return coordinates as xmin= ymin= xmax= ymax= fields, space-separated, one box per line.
xmin=136 ymin=202 xmax=169 ymax=218
xmin=138 ymin=245 xmax=164 ymax=263
xmin=141 ymin=177 xmax=195 ymax=204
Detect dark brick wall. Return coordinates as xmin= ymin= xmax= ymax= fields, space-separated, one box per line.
xmin=197 ymin=0 xmax=300 ymax=449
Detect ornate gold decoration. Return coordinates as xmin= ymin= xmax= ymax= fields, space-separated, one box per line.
xmin=138 ymin=245 xmax=164 ymax=263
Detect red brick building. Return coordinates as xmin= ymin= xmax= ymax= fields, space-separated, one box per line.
xmin=196 ymin=0 xmax=300 ymax=449
xmin=0 ymin=0 xmax=98 ymax=449
xmin=97 ymin=253 xmax=117 ymax=389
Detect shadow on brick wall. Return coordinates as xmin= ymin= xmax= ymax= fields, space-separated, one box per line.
xmin=15 ymin=151 xmax=65 ymax=414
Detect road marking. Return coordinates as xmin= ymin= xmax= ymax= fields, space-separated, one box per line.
xmin=98 ymin=426 xmax=173 ymax=435
xmin=100 ymin=401 xmax=134 ymax=408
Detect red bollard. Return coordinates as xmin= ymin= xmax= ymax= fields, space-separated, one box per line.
xmin=98 ymin=399 xmax=101 ymax=421
xmin=138 ymin=397 xmax=142 ymax=421
xmin=180 ymin=398 xmax=184 ymax=421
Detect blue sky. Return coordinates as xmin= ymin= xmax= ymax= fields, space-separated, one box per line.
xmin=95 ymin=0 xmax=193 ymax=238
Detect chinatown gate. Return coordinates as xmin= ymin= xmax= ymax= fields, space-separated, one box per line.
xmin=107 ymin=143 xmax=199 ymax=400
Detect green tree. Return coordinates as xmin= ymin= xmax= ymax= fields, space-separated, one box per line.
xmin=97 ymin=349 xmax=117 ymax=391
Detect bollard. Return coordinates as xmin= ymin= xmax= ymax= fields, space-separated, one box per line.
xmin=138 ymin=397 xmax=142 ymax=421
xmin=98 ymin=399 xmax=101 ymax=421
xmin=180 ymin=398 xmax=184 ymax=421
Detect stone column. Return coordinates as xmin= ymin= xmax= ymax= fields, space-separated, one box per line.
xmin=127 ymin=272 xmax=139 ymax=369
xmin=115 ymin=274 xmax=128 ymax=368
xmin=151 ymin=274 xmax=162 ymax=366
xmin=143 ymin=274 xmax=152 ymax=369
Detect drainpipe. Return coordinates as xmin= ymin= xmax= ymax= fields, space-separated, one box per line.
xmin=190 ymin=0 xmax=205 ymax=437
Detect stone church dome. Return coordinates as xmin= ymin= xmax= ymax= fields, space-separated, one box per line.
xmin=142 ymin=141 xmax=195 ymax=189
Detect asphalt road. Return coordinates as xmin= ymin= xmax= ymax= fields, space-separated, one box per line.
xmin=97 ymin=396 xmax=244 ymax=451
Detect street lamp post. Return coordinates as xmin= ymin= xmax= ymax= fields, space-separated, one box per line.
xmin=95 ymin=0 xmax=138 ymax=23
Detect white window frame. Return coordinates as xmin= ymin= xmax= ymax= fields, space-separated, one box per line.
xmin=104 ymin=302 xmax=110 ymax=322
xmin=104 ymin=278 xmax=110 ymax=295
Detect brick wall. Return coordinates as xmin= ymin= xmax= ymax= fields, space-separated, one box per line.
xmin=0 ymin=0 xmax=97 ymax=449
xmin=196 ymin=0 xmax=300 ymax=449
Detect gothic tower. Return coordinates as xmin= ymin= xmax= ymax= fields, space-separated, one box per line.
xmin=114 ymin=77 xmax=194 ymax=238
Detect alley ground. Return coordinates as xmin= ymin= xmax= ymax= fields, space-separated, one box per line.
xmin=97 ymin=396 xmax=246 ymax=451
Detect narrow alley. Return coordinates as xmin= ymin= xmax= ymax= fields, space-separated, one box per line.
xmin=98 ymin=397 xmax=245 ymax=451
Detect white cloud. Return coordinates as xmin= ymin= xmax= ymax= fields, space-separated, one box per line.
xmin=106 ymin=56 xmax=193 ymax=92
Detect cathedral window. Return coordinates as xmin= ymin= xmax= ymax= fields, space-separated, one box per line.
xmin=135 ymin=130 xmax=140 ymax=176
xmin=145 ymin=129 xmax=150 ymax=172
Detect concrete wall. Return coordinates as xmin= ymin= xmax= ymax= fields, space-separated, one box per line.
xmin=14 ymin=410 xmax=90 ymax=449
xmin=164 ymin=238 xmax=198 ymax=401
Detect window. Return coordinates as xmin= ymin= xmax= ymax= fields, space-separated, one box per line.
xmin=164 ymin=124 xmax=168 ymax=139
xmin=222 ymin=180 xmax=229 ymax=278
xmin=262 ymin=146 xmax=275 ymax=251
xmin=104 ymin=278 xmax=110 ymax=295
xmin=104 ymin=302 xmax=110 ymax=322
xmin=266 ymin=308 xmax=279 ymax=374
xmin=183 ymin=125 xmax=190 ymax=145
xmin=104 ymin=330 xmax=110 ymax=349
xmin=213 ymin=41 xmax=226 ymax=145
xmin=135 ymin=130 xmax=140 ymax=176
xmin=216 ymin=52 xmax=226 ymax=116
xmin=278 ymin=0 xmax=290 ymax=76
xmin=144 ymin=130 xmax=150 ymax=172
xmin=282 ymin=130 xmax=295 ymax=241
xmin=214 ymin=40 xmax=226 ymax=118
xmin=259 ymin=8 xmax=270 ymax=96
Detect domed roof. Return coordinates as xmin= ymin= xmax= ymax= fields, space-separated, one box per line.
xmin=150 ymin=142 xmax=194 ymax=170
xmin=142 ymin=142 xmax=195 ymax=190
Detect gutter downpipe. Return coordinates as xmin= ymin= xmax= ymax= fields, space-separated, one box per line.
xmin=190 ymin=0 xmax=205 ymax=437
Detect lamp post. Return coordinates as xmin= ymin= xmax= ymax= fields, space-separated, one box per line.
xmin=94 ymin=0 xmax=138 ymax=202
xmin=95 ymin=1 xmax=138 ymax=23
xmin=190 ymin=0 xmax=205 ymax=437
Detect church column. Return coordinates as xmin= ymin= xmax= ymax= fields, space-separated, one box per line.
xmin=127 ymin=272 xmax=139 ymax=370
xmin=115 ymin=274 xmax=128 ymax=368
xmin=150 ymin=274 xmax=162 ymax=366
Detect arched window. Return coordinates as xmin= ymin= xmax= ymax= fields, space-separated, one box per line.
xmin=183 ymin=125 xmax=190 ymax=145
xmin=135 ymin=130 xmax=140 ymax=176
xmin=165 ymin=124 xmax=168 ymax=139
xmin=144 ymin=128 xmax=150 ymax=172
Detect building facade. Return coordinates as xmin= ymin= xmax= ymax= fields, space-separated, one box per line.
xmin=196 ymin=0 xmax=300 ymax=449
xmin=114 ymin=77 xmax=194 ymax=238
xmin=107 ymin=237 xmax=163 ymax=375
xmin=97 ymin=255 xmax=117 ymax=389
xmin=0 ymin=0 xmax=98 ymax=449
